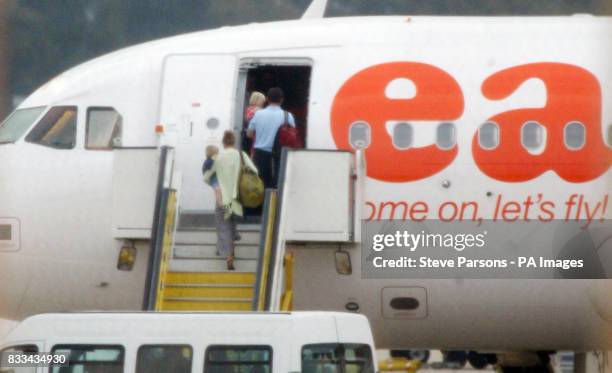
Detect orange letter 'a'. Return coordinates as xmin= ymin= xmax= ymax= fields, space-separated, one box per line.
xmin=474 ymin=63 xmax=611 ymax=183
xmin=331 ymin=62 xmax=464 ymax=182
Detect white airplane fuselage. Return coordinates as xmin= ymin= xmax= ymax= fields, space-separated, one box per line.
xmin=0 ymin=16 xmax=611 ymax=351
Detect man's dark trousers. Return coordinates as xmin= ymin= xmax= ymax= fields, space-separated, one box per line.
xmin=253 ymin=148 xmax=275 ymax=189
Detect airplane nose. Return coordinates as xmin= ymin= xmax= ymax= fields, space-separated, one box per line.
xmin=0 ymin=146 xmax=19 ymax=215
xmin=0 ymin=145 xmax=30 ymax=256
xmin=0 ymin=145 xmax=30 ymax=321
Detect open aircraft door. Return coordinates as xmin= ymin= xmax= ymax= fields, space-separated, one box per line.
xmin=281 ymin=150 xmax=359 ymax=242
xmin=264 ymin=149 xmax=365 ymax=311
xmin=158 ymin=54 xmax=238 ymax=212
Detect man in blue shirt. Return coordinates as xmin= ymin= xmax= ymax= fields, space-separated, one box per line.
xmin=247 ymin=87 xmax=295 ymax=188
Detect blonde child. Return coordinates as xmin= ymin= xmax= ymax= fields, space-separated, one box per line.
xmin=202 ymin=145 xmax=222 ymax=206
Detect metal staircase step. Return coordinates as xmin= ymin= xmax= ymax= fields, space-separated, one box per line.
xmin=177 ymin=209 xmax=261 ymax=231
xmin=163 ymin=297 xmax=252 ymax=303
xmin=162 ymin=286 xmax=254 ymax=299
xmin=174 ymin=230 xmax=260 ymax=245
xmin=173 ymin=244 xmax=259 ymax=260
xmin=160 ymin=299 xmax=252 ymax=311
xmin=158 ymin=272 xmax=256 ymax=311
xmin=177 ymin=224 xmax=261 ymax=232
xmin=165 ymin=272 xmax=255 ymax=285
xmin=163 ymin=283 xmax=253 ymax=288
xmin=177 ymin=211 xmax=216 ymax=230
xmin=169 ymin=258 xmax=258 ymax=272
xmin=177 ymin=212 xmax=262 ymax=230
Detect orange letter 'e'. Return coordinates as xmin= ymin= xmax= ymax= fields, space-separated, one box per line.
xmin=331 ymin=62 xmax=464 ymax=182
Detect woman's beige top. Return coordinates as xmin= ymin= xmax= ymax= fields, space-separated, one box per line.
xmin=203 ymin=147 xmax=258 ymax=219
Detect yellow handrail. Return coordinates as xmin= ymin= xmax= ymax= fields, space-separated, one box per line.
xmin=378 ymin=358 xmax=421 ymax=373
xmin=256 ymin=192 xmax=277 ymax=311
xmin=154 ymin=190 xmax=177 ymax=311
xmin=280 ymin=253 xmax=295 ymax=311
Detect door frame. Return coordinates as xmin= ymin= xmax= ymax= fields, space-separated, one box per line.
xmin=234 ymin=57 xmax=314 ymax=148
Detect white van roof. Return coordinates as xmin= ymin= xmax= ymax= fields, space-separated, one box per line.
xmin=1 ymin=312 xmax=373 ymax=347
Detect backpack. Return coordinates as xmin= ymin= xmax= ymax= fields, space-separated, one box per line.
xmin=272 ymin=111 xmax=303 ymax=158
xmin=238 ymin=150 xmax=264 ymax=208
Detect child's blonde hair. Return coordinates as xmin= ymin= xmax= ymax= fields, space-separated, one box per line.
xmin=206 ymin=145 xmax=219 ymax=158
xmin=249 ymin=91 xmax=266 ymax=107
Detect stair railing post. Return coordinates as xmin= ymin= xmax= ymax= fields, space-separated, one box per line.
xmin=266 ymin=148 xmax=292 ymax=311
xmin=142 ymin=146 xmax=174 ymax=310
xmin=252 ymin=189 xmax=278 ymax=311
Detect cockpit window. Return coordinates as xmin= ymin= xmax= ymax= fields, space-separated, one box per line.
xmin=0 ymin=107 xmax=46 ymax=144
xmin=86 ymin=107 xmax=122 ymax=150
xmin=26 ymin=106 xmax=77 ymax=149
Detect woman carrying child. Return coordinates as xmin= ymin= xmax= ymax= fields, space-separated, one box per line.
xmin=203 ymin=130 xmax=258 ymax=270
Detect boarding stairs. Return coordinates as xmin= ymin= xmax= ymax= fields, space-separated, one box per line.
xmin=136 ymin=147 xmax=362 ymax=313
xmin=159 ymin=225 xmax=260 ymax=311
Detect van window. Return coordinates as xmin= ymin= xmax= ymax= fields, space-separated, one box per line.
xmin=608 ymin=124 xmax=612 ymax=147
xmin=205 ymin=345 xmax=272 ymax=373
xmin=26 ymin=106 xmax=77 ymax=149
xmin=86 ymin=108 xmax=122 ymax=150
xmin=0 ymin=344 xmax=38 ymax=373
xmin=137 ymin=345 xmax=192 ymax=373
xmin=302 ymin=344 xmax=374 ymax=373
xmin=50 ymin=345 xmax=124 ymax=373
xmin=0 ymin=107 xmax=45 ymax=144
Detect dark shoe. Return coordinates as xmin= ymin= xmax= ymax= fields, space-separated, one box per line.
xmin=227 ymin=259 xmax=235 ymax=271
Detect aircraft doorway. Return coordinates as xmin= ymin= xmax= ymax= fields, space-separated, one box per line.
xmin=238 ymin=63 xmax=312 ymax=155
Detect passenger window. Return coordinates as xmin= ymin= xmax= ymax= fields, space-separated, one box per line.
xmin=608 ymin=124 xmax=612 ymax=147
xmin=564 ymin=121 xmax=585 ymax=150
xmin=349 ymin=121 xmax=371 ymax=150
xmin=137 ymin=345 xmax=192 ymax=373
xmin=302 ymin=344 xmax=374 ymax=373
xmin=521 ymin=121 xmax=545 ymax=151
xmin=25 ymin=106 xmax=77 ymax=149
xmin=86 ymin=108 xmax=122 ymax=150
xmin=436 ymin=122 xmax=456 ymax=150
xmin=0 ymin=345 xmax=38 ymax=373
xmin=205 ymin=345 xmax=272 ymax=373
xmin=478 ymin=121 xmax=499 ymax=150
xmin=50 ymin=345 xmax=124 ymax=373
xmin=392 ymin=122 xmax=413 ymax=149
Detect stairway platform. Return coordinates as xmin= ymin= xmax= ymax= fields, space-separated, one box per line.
xmin=158 ymin=211 xmax=262 ymax=311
